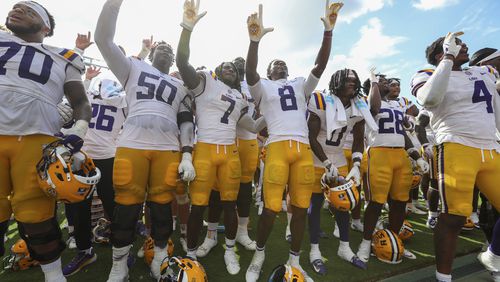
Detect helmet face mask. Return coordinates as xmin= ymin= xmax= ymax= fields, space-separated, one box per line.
xmin=36 ymin=141 xmax=101 ymax=203
xmin=268 ymin=264 xmax=305 ymax=282
xmin=3 ymin=239 xmax=39 ymax=271
xmin=399 ymin=220 xmax=415 ymax=241
xmin=321 ymin=174 xmax=360 ymax=211
xmin=159 ymin=257 xmax=207 ymax=282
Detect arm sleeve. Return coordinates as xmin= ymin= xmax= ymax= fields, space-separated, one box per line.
xmin=413 ymin=59 xmax=453 ymax=108
xmin=304 ymin=72 xmax=320 ymax=100
xmin=94 ymin=0 xmax=131 ymax=86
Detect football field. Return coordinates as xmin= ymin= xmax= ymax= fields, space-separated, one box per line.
xmin=0 ymin=202 xmax=486 ymax=282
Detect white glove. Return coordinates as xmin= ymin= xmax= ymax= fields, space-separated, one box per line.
xmin=61 ymin=120 xmax=88 ymax=139
xmin=323 ymin=159 xmax=338 ymax=180
xmin=416 ymin=158 xmax=429 ymax=174
xmin=178 ymin=152 xmax=196 ymax=182
xmin=346 ymin=163 xmax=361 ymax=186
xmin=57 ymin=102 xmax=73 ymax=125
xmin=422 ymin=143 xmax=434 ymax=159
xmin=181 ymin=0 xmax=207 ymax=31
xmin=321 ymin=1 xmax=343 ymax=31
xmin=443 ymin=31 xmax=464 ymax=58
xmin=247 ymin=4 xmax=274 ymax=42
xmin=369 ymin=67 xmax=379 ymax=83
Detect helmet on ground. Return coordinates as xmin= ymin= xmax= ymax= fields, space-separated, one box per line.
xmin=3 ymin=239 xmax=39 ymax=271
xmin=321 ymin=174 xmax=359 ymax=211
xmin=268 ymin=264 xmax=305 ymax=282
xmin=37 ymin=141 xmax=100 ymax=203
xmin=159 ymin=256 xmax=207 ymax=282
xmin=143 ymin=237 xmax=174 ymax=265
xmin=372 ymin=229 xmax=404 ymax=264
xmin=398 ymin=220 xmax=414 ymax=241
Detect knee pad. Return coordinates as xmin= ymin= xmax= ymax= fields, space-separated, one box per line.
xmin=111 ymin=204 xmax=142 ymax=247
xmin=113 ymin=158 xmax=133 ymax=187
xmin=194 ymin=160 xmax=211 ymax=182
xmin=164 ymin=162 xmax=180 ymax=187
xmin=16 ymin=218 xmax=64 ymax=262
xmin=266 ymin=163 xmax=287 ymax=185
xmin=297 ymin=164 xmax=315 ymax=185
xmin=146 ymin=202 xmax=173 ymax=247
xmin=175 ymin=193 xmax=189 ymax=205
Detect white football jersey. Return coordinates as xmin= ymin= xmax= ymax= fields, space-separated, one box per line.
xmin=366 ymin=100 xmax=407 ymax=148
xmin=250 ymin=77 xmax=312 ymax=144
xmin=194 ymin=70 xmax=245 ymax=145
xmin=411 ymin=66 xmax=499 ymax=150
xmin=83 ymin=89 xmax=127 ymax=159
xmin=308 ymin=91 xmax=363 ymax=168
xmin=417 ymin=108 xmax=436 ymax=145
xmin=236 ymin=80 xmax=257 ymax=140
xmin=394 ymin=97 xmax=415 ymax=113
xmin=0 ymin=31 xmax=84 ymax=136
xmin=118 ymin=58 xmax=191 ymax=150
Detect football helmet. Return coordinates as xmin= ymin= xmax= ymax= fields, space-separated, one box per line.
xmin=372 ymin=229 xmax=404 ymax=264
xmin=159 ymin=256 xmax=207 ymax=282
xmin=92 ymin=218 xmax=111 ymax=244
xmin=3 ymin=239 xmax=39 ymax=271
xmin=36 ymin=140 xmax=101 ymax=203
xmin=398 ymin=220 xmax=414 ymax=241
xmin=143 ymin=237 xmax=174 ymax=266
xmin=321 ymin=174 xmax=359 ymax=212
xmin=268 ymin=264 xmax=305 ymax=282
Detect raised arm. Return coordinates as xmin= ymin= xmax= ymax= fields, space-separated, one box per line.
xmin=367 ymin=67 xmax=382 ymax=116
xmin=176 ymin=0 xmax=207 ymax=90
xmin=94 ymin=0 xmax=131 ymax=86
xmin=416 ymin=32 xmax=463 ymax=107
xmin=246 ymin=4 xmax=274 ymax=86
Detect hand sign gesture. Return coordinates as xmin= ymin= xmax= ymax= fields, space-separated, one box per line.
xmin=321 ymin=1 xmax=343 ymax=31
xmin=181 ymin=0 xmax=207 ymax=31
xmin=75 ymin=31 xmax=94 ymax=51
xmin=443 ymin=31 xmax=464 ymax=58
xmin=247 ymin=4 xmax=274 ymax=42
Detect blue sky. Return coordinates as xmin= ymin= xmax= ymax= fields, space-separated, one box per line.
xmin=2 ymin=0 xmax=499 ymax=103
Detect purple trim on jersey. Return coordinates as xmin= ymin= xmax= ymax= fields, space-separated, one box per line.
xmin=411 ymin=82 xmax=425 ymax=97
xmin=437 ymin=144 xmax=448 ymax=214
xmin=366 ymin=147 xmax=372 ymax=202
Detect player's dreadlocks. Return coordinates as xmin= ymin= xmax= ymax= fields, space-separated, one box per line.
xmin=328 ymin=68 xmax=362 ymax=98
xmin=214 ymin=62 xmax=241 ymax=92
xmin=148 ymin=41 xmax=175 ymax=64
xmin=425 ymin=37 xmax=445 ymax=66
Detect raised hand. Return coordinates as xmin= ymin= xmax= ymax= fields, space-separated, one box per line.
xmin=443 ymin=31 xmax=464 ymax=58
xmin=75 ymin=31 xmax=94 ymax=51
xmin=321 ymin=1 xmax=343 ymax=31
xmin=85 ymin=65 xmax=102 ymax=81
xmin=181 ymin=0 xmax=207 ymax=31
xmin=247 ymin=4 xmax=274 ymax=42
xmin=143 ymin=35 xmax=154 ymax=51
xmin=369 ymin=67 xmax=379 ymax=83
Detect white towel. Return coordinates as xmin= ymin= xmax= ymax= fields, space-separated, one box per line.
xmin=325 ymin=94 xmax=347 ymax=140
xmin=352 ymin=97 xmax=378 ymax=131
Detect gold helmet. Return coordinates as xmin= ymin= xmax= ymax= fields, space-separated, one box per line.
xmin=36 ymin=141 xmax=100 ymax=203
xmin=268 ymin=264 xmax=305 ymax=282
xmin=159 ymin=257 xmax=207 ymax=282
xmin=3 ymin=239 xmax=39 ymax=271
xmin=321 ymin=174 xmax=359 ymax=212
xmin=372 ymin=229 xmax=404 ymax=264
xmin=143 ymin=237 xmax=174 ymax=266
xmin=398 ymin=220 xmax=414 ymax=241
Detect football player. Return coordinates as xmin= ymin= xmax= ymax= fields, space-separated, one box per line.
xmin=245 ymin=2 xmax=341 ymax=281
xmin=307 ymin=69 xmax=371 ymax=274
xmin=356 ymin=69 xmax=428 ymax=263
xmin=95 ymin=0 xmax=196 ymax=280
xmin=0 ymin=2 xmax=91 ymax=281
xmin=411 ymin=32 xmax=500 ymax=282
xmin=176 ymin=0 xmax=263 ymax=275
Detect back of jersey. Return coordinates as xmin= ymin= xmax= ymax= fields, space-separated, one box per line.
xmin=195 ymin=70 xmax=244 ymax=145
xmin=0 ymin=31 xmax=74 ymax=135
xmin=119 ymin=58 xmax=189 ymax=150
xmin=367 ymin=100 xmax=406 ymax=147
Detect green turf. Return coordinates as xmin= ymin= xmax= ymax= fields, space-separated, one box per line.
xmin=0 ymin=203 xmax=486 ymax=282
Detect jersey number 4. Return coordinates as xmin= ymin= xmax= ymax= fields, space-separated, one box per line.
xmin=472 ymin=80 xmax=493 ymax=113
xmin=137 ymin=71 xmax=177 ymax=105
xmin=0 ymin=42 xmax=53 ymax=84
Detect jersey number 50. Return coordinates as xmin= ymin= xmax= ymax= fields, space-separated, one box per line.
xmin=0 ymin=42 xmax=53 ymax=84
xmin=136 ymin=71 xmax=177 ymax=105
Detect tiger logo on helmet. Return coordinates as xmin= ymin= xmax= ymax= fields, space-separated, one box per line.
xmin=143 ymin=237 xmax=174 ymax=266
xmin=320 ymin=174 xmax=359 ymax=212
xmin=398 ymin=220 xmax=415 ymax=241
xmin=159 ymin=256 xmax=207 ymax=282
xmin=372 ymin=229 xmax=404 ymax=264
xmin=268 ymin=264 xmax=305 ymax=282
xmin=3 ymin=239 xmax=39 ymax=271
xmin=36 ymin=140 xmax=101 ymax=203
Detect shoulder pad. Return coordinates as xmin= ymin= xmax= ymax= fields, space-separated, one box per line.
xmin=417 ymin=69 xmax=435 ymax=76
xmin=54 ymin=47 xmax=85 ymax=74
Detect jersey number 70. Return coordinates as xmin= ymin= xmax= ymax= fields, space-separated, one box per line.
xmin=0 ymin=41 xmax=53 ymax=84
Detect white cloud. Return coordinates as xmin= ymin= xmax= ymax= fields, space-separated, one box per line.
xmin=339 ymin=0 xmax=393 ymax=23
xmin=412 ymin=0 xmax=459 ymax=11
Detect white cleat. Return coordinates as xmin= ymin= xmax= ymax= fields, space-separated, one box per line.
xmin=196 ymin=237 xmax=217 ymax=257
xmin=246 ymin=251 xmax=265 ymax=282
xmin=236 ymin=232 xmax=256 ymax=251
xmin=356 ymin=241 xmax=371 ymax=263
xmin=403 ymin=249 xmax=417 ymax=260
xmin=107 ymin=256 xmax=129 ymax=282
xmin=478 ymin=249 xmax=500 ymax=273
xmin=351 ymin=221 xmax=364 ymax=232
xmin=224 ymin=249 xmax=240 ymax=275
xmin=66 ymin=236 xmax=77 ymax=250
xmin=406 ymin=204 xmax=426 ymax=215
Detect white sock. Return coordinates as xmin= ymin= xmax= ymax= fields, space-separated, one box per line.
xmin=429 ymin=212 xmax=439 ymax=218
xmin=310 ymin=243 xmax=320 ymax=253
xmin=67 ymin=225 xmax=74 ymax=234
xmin=287 ymin=212 xmax=292 ymax=225
xmin=41 ymin=258 xmax=66 ymax=282
xmin=436 ymin=271 xmax=452 ymax=282
xmin=225 ymin=238 xmax=236 ymax=249
xmin=112 ymin=245 xmax=131 ymax=261
xmin=352 ymin=218 xmax=361 ymax=225
xmin=207 ymin=222 xmax=218 ymax=240
xmin=310 ymin=244 xmax=321 ymax=261
xmin=361 ymin=238 xmax=371 ymax=248
xmin=187 ymin=248 xmax=197 ymax=260
xmin=238 ymin=217 xmax=249 ymax=228
xmin=288 ymin=252 xmax=300 ymax=266
xmin=180 ymin=224 xmax=187 ymax=236
xmin=153 ymin=245 xmax=167 ymax=261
